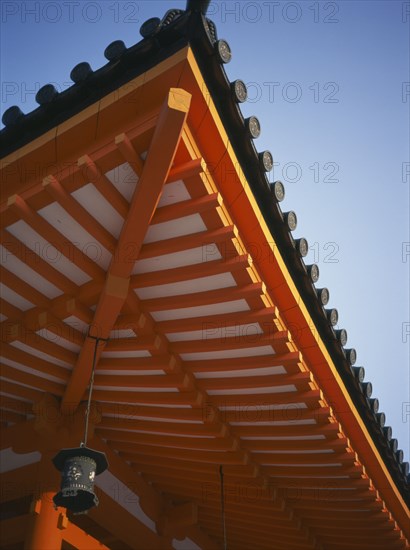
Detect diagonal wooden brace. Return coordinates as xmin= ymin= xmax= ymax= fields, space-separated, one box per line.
xmin=61 ymin=88 xmax=191 ymax=413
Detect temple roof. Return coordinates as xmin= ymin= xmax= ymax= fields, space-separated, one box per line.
xmin=0 ymin=1 xmax=409 ymax=548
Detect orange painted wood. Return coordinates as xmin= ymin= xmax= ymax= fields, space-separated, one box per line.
xmin=0 ymin=394 xmax=32 ymax=417
xmin=131 ymin=253 xmax=251 ymax=288
xmin=165 ymin=157 xmax=205 ymax=183
xmin=0 ymin=363 xmax=64 ymax=396
xmin=61 ymin=88 xmax=191 ymax=414
xmin=0 ymin=409 xmax=27 ymax=423
xmin=115 ymin=132 xmax=144 ymax=175
xmin=111 ymin=442 xmax=246 ymax=464
xmin=130 ymin=456 xmax=258 ymax=478
xmin=141 ymin=281 xmax=264 ymax=312
xmin=239 ymin=438 xmax=348 ymax=453
xmin=209 ymin=388 xmax=322 ymax=407
xmin=152 ymin=192 xmax=220 ymax=224
xmin=229 ymin=417 xmax=337 ymax=435
xmin=53 ymin=296 xmax=94 ymax=324
xmin=0 ymin=379 xmax=43 ymax=403
xmin=99 ymin=417 xmax=225 ymax=437
xmin=196 ymin=371 xmax=313 ymax=392
xmin=0 ymin=297 xmax=23 ymax=320
xmin=262 ymin=465 xmax=363 ymax=478
xmin=6 ymin=325 xmax=76 ymax=364
xmin=24 ymin=309 xmax=84 ymax=348
xmin=7 ymin=194 xmax=105 ymax=281
xmin=77 ymin=155 xmax=129 ymax=218
xmin=159 ymin=310 xmax=281 ymax=335
xmin=61 ymin=517 xmax=111 ymax=549
xmin=184 ymin=351 xmax=301 ymax=372
xmin=99 ymin=402 xmax=208 ymax=422
xmin=103 ymin=335 xmax=161 ymax=352
xmin=271 ymin=477 xmax=371 ymax=490
xmin=88 ymin=489 xmax=167 ymax=550
xmin=98 ymin=429 xmax=235 ymax=451
xmin=97 ymin=354 xmax=176 ymax=373
xmin=0 ymin=229 xmax=79 ymax=295
xmin=92 ymin=389 xmax=203 ymax=407
xmin=138 ymin=225 xmax=237 ymax=260
xmin=0 ymin=515 xmax=30 ymax=545
xmin=24 ymin=494 xmax=63 ymax=550
xmin=94 ymin=372 xmax=190 ymax=390
xmin=43 ymin=174 xmax=117 ymax=252
xmin=0 ymin=267 xmax=50 ymax=309
xmin=252 ymin=451 xmax=356 ymax=466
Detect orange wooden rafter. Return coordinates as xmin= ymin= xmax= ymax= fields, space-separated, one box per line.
xmin=4 ymin=325 xmax=76 ymax=364
xmin=99 ymin=417 xmax=227 ymax=437
xmin=60 ymin=517 xmax=111 ymax=550
xmin=77 ymin=154 xmax=130 ymax=218
xmin=0 ymin=363 xmax=64 ymax=396
xmin=0 ymin=297 xmax=23 ymax=320
xmin=158 ymin=309 xmax=281 ymax=335
xmin=130 ymin=252 xmax=251 ymax=288
xmin=43 ymin=174 xmax=117 ymax=253
xmin=6 ymin=194 xmax=105 ymax=281
xmin=152 ymin=190 xmax=221 ymax=224
xmin=61 ymin=87 xmax=191 ymax=413
xmin=0 ymin=266 xmax=50 ymax=308
xmin=0 ymin=229 xmax=79 ymax=295
xmin=140 ymin=281 xmax=264 ymax=312
xmin=138 ymin=224 xmax=237 ymax=260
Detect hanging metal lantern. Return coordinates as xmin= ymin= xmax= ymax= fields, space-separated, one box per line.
xmin=53 ymin=447 xmax=108 ymax=514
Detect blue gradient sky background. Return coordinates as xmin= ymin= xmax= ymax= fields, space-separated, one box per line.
xmin=1 ymin=1 xmax=409 ymax=463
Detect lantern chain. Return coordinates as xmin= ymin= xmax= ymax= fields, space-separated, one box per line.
xmin=220 ymin=464 xmax=227 ymax=550
xmin=81 ymin=334 xmax=109 ymax=448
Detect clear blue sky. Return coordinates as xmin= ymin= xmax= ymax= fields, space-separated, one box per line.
xmin=1 ymin=1 xmax=409 ymax=463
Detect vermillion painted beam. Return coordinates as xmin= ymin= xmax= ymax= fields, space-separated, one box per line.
xmin=77 ymin=154 xmax=129 ymax=218
xmin=151 ymin=191 xmax=220 ymax=224
xmin=61 ymin=88 xmax=191 ymax=413
xmin=141 ymin=281 xmax=264 ymax=311
xmin=0 ymin=229 xmax=79 ymax=295
xmin=7 ymin=194 xmax=105 ymax=281
xmin=43 ymin=174 xmax=117 ymax=252
xmin=131 ymin=253 xmax=251 ymax=288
